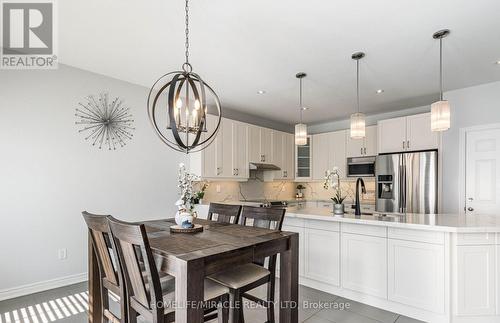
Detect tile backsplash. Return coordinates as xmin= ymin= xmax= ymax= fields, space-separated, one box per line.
xmin=198 ymin=177 xmax=375 ymax=204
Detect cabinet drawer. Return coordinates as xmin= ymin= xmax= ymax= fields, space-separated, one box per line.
xmin=388 ymin=227 xmax=445 ymax=245
xmin=457 ymin=233 xmax=496 ymax=245
xmin=283 ymin=216 xmax=304 ymax=228
xmin=342 ymin=223 xmax=386 ymax=238
xmin=305 ymin=219 xmax=340 ymax=232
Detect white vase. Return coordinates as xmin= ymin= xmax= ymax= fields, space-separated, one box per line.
xmin=175 ymin=211 xmax=193 ymax=226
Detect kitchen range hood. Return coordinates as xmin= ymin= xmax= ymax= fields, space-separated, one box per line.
xmin=249 ymin=162 xmax=281 ymax=171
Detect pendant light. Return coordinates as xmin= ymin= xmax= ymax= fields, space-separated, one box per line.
xmin=350 ymin=52 xmax=366 ymax=139
xmin=147 ymin=0 xmax=222 ymax=153
xmin=295 ymin=72 xmax=308 ymax=146
xmin=431 ymin=29 xmax=451 ymax=132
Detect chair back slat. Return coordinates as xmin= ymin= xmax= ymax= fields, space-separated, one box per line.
xmin=239 ymin=206 xmax=286 ymax=267
xmin=82 ymin=212 xmax=119 ymax=286
xmin=208 ymin=203 xmax=242 ymax=224
xmin=108 ymin=216 xmax=164 ymax=313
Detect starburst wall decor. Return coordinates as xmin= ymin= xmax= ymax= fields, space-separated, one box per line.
xmin=75 ymin=93 xmax=135 ymax=150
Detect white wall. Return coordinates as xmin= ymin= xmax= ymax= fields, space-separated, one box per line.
xmin=0 ymin=65 xmax=188 ymax=296
xmin=441 ymin=81 xmax=500 ymax=213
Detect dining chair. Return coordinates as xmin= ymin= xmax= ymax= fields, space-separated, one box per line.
xmin=107 ymin=216 xmax=229 ymax=323
xmin=207 ymin=203 xmax=242 ymax=224
xmin=82 ymin=211 xmax=127 ymax=323
xmin=208 ymin=206 xmax=286 ymax=323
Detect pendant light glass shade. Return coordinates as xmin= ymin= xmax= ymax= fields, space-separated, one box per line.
xmin=295 ymin=123 xmax=307 ymax=145
xmin=431 ymin=100 xmax=450 ymax=131
xmin=350 ymin=112 xmax=366 ymax=139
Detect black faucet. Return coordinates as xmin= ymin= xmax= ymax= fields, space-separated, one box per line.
xmin=355 ymin=177 xmax=366 ymax=216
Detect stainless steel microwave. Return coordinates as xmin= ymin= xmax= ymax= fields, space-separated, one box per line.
xmin=346 ymin=156 xmax=376 ymax=177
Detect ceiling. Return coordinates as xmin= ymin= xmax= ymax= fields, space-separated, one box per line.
xmin=59 ymin=0 xmax=500 ymax=125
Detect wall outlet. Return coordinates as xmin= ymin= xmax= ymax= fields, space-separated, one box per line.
xmin=216 ymin=185 xmax=221 ymax=193
xmin=58 ymin=248 xmax=67 ymax=260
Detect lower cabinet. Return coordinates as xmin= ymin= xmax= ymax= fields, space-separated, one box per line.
xmin=388 ymin=239 xmax=445 ymax=313
xmin=456 ymin=245 xmax=497 ymax=316
xmin=304 ymin=228 xmax=340 ymax=286
xmin=341 ymin=233 xmax=388 ymax=298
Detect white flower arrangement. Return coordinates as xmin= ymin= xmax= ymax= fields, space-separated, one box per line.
xmin=323 ymin=167 xmax=346 ymax=204
xmin=177 ymin=163 xmax=200 ymax=212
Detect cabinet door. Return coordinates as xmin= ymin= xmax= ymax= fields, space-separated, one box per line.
xmin=330 ymin=130 xmax=346 ymax=178
xmin=281 ymin=225 xmax=305 ymax=276
xmin=406 ymin=113 xmax=439 ymax=151
xmin=296 ymin=136 xmax=312 ymax=179
xmin=283 ymin=133 xmax=295 ymax=180
xmin=233 ymin=121 xmax=248 ymax=179
xmin=378 ymin=117 xmax=407 ymax=154
xmin=261 ymin=127 xmax=273 ymax=163
xmin=341 ymin=233 xmax=387 ymax=298
xmin=202 ymin=115 xmax=220 ymax=177
xmin=312 ymin=133 xmax=330 ymax=180
xmin=219 ymin=118 xmax=233 ymax=177
xmin=346 ymin=133 xmax=365 ymax=158
xmin=388 ymin=239 xmax=445 ymax=313
xmin=364 ymin=125 xmax=378 ymax=156
xmin=273 ymin=131 xmax=284 ymax=179
xmin=248 ymin=125 xmax=261 ymax=163
xmin=304 ymin=228 xmax=340 ymax=286
xmin=456 ymin=245 xmax=496 ymax=316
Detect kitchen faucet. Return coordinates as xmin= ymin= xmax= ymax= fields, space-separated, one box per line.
xmin=355 ymin=177 xmax=366 ymax=216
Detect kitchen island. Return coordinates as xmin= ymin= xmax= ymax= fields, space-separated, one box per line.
xmin=196 ymin=205 xmax=500 ymax=323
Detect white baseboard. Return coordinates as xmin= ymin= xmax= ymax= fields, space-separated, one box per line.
xmin=0 ymin=272 xmax=88 ymax=301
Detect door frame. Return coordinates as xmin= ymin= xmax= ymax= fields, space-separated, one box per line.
xmin=458 ymin=123 xmax=500 ymax=215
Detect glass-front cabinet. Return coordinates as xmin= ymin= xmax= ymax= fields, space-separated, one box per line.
xmin=295 ymin=136 xmax=312 ymax=180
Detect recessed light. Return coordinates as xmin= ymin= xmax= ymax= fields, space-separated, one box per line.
xmin=376 ymin=89 xmax=384 ymax=94
xmin=495 ymin=61 xmax=500 ymax=65
xmin=257 ymin=90 xmax=266 ymax=94
xmin=301 ymin=107 xmax=310 ymax=111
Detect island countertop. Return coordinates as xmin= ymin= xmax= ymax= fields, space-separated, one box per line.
xmin=284 ymin=206 xmax=500 ymax=233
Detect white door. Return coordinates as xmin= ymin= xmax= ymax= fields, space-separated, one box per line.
xmin=406 ymin=113 xmax=439 ymax=151
xmin=312 ymin=133 xmax=330 ymax=180
xmin=304 ymin=228 xmax=340 ymax=286
xmin=364 ymin=125 xmax=378 ymax=156
xmin=233 ymin=121 xmax=248 ymax=179
xmin=330 ymin=130 xmax=346 ymax=178
xmin=378 ymin=116 xmax=407 ymax=153
xmin=248 ymin=125 xmax=261 ymax=163
xmin=465 ymin=127 xmax=500 ymax=215
xmin=201 ymin=115 xmax=219 ymax=177
xmin=219 ymin=119 xmax=233 ymax=177
xmin=456 ymin=245 xmax=496 ymax=315
xmin=341 ymin=233 xmax=388 ymax=298
xmin=388 ymin=239 xmax=445 ymax=313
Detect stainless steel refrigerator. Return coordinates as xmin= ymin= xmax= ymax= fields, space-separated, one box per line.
xmin=376 ymin=151 xmax=438 ymax=214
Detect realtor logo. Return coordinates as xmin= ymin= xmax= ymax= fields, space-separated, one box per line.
xmin=1 ymin=0 xmax=58 ymax=69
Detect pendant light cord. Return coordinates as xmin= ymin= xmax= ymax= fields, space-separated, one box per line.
xmin=356 ymin=59 xmax=360 ymax=113
xmin=182 ymin=0 xmax=191 ymax=72
xmin=439 ymin=38 xmax=443 ymax=101
xmin=299 ymin=77 xmax=303 ymax=123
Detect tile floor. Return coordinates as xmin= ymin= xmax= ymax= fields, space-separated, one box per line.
xmin=0 ymin=282 xmax=425 ymax=323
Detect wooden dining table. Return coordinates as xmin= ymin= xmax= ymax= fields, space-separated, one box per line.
xmin=88 ymin=218 xmax=299 ymax=323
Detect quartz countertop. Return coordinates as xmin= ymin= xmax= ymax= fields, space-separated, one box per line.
xmin=285 ymin=206 xmax=500 ymax=233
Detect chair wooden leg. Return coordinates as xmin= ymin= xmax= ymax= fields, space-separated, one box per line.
xmin=239 ymin=294 xmax=245 ymax=323
xmin=266 ymin=280 xmax=276 ymax=323
xmin=229 ymin=290 xmax=242 ymax=323
xmin=217 ymin=295 xmax=229 ymax=323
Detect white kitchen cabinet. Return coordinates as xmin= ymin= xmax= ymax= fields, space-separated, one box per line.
xmin=295 ymin=136 xmax=312 ymax=180
xmin=388 ymin=239 xmax=445 ymax=313
xmin=248 ymin=125 xmax=273 ymax=163
xmin=341 ymin=232 xmax=388 ymax=298
xmin=304 ymin=228 xmax=340 ymax=286
xmin=406 ymin=113 xmax=439 ymax=152
xmin=378 ymin=113 xmax=439 ymax=154
xmin=346 ymin=125 xmax=377 ymax=157
xmin=274 ymin=132 xmax=295 ymax=180
xmin=312 ymin=130 xmax=346 ymax=180
xmin=190 ymin=117 xmax=247 ymax=180
xmin=456 ymin=245 xmax=496 ymax=316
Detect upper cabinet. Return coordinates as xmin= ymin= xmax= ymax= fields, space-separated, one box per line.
xmin=312 ymin=130 xmax=347 ymax=180
xmin=346 ymin=125 xmax=377 ymax=157
xmin=296 ymin=136 xmax=312 ymax=180
xmin=378 ymin=113 xmax=439 ymax=154
xmin=248 ymin=125 xmax=273 ymax=163
xmin=274 ymin=131 xmax=295 ymax=180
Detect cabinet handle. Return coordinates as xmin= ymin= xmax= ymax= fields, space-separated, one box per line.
xmin=402 ymin=141 xmax=405 ymax=149
xmin=407 ymin=140 xmax=410 ymax=149
xmin=364 ymin=147 xmax=366 ymax=155
xmin=467 ymin=207 xmax=474 ymax=212
xmin=217 ymin=167 xmax=221 ymax=175
xmin=360 ymin=147 xmax=363 ymax=155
